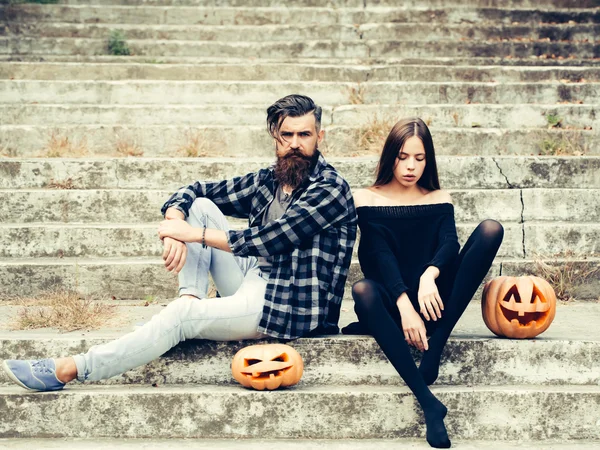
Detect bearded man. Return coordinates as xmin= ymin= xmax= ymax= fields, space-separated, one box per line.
xmin=3 ymin=94 xmax=357 ymax=391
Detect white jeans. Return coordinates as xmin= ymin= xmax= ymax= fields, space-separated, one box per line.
xmin=73 ymin=198 xmax=267 ymax=382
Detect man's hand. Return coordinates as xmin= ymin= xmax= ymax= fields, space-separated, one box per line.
xmin=158 ymin=219 xmax=200 ymax=243
xmin=162 ymin=237 xmax=187 ymax=273
xmin=397 ymin=293 xmax=429 ymax=351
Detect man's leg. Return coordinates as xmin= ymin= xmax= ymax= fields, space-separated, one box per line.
xmin=178 ymin=197 xmax=256 ymax=299
xmin=3 ymin=198 xmax=265 ymax=390
xmin=71 ymin=269 xmax=267 ymax=382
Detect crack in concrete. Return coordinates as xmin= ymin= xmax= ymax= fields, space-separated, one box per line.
xmin=492 ymin=158 xmax=526 ymax=258
xmin=499 ymin=261 xmax=503 ymax=276
xmin=492 ymin=157 xmax=515 ymax=189
xmin=114 ymin=160 xmax=121 ymax=189
xmin=519 ymin=189 xmax=526 ymax=258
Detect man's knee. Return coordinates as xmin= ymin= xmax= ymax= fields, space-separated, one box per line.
xmin=162 ymin=296 xmax=196 ymax=323
xmin=188 ymin=197 xmax=220 ymax=220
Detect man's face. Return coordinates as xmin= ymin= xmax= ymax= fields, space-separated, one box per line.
xmin=275 ymin=113 xmax=324 ymax=159
xmin=273 ymin=113 xmax=325 ymax=190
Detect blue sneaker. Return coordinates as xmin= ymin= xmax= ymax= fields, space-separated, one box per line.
xmin=2 ymin=359 xmax=66 ymax=392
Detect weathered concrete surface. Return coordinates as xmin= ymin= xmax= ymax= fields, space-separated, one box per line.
xmin=3 ymin=104 xmax=597 ymax=128
xmin=4 ymin=54 xmax=600 ymax=66
xmin=0 ymin=257 xmax=598 ymax=300
xmin=333 ymin=104 xmax=599 ymax=129
xmin=2 ymin=189 xmax=544 ymax=224
xmin=1 ymin=302 xmax=599 ymax=387
xmin=3 ymin=125 xmax=597 ymax=157
xmin=0 ymin=384 xmax=599 ymax=439
xmin=6 ymin=22 xmax=598 ymax=43
xmin=2 ymin=62 xmax=600 ymax=83
xmin=10 ymin=187 xmax=597 ymax=225
xmin=4 ymin=80 xmax=598 ymax=105
xmin=1 ymin=439 xmax=599 ymax=450
xmin=3 ymin=4 xmax=598 ymax=26
xmin=0 ymin=222 xmax=527 ymax=258
xmin=2 ymin=37 xmax=598 ymax=59
xmin=1 ymin=157 xmax=598 ymax=190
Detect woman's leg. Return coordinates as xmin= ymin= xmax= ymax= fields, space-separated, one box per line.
xmin=352 ymin=279 xmax=450 ymax=449
xmin=419 ymin=219 xmax=504 ymax=385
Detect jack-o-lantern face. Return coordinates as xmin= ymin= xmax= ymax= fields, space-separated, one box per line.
xmin=231 ymin=344 xmax=304 ymax=391
xmin=482 ymin=276 xmax=557 ymax=339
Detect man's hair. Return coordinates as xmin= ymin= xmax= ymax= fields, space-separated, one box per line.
xmin=266 ymin=94 xmax=322 ymax=139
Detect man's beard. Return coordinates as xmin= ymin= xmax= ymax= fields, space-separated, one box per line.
xmin=274 ymin=148 xmax=319 ymax=190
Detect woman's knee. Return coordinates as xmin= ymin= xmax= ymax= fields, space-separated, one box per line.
xmin=352 ymin=279 xmax=381 ymax=313
xmin=477 ymin=219 xmax=504 ymax=244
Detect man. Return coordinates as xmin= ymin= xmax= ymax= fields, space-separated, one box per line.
xmin=2 ymin=94 xmax=358 ymax=391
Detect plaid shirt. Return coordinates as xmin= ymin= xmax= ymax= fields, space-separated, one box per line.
xmin=161 ymin=152 xmax=357 ymax=339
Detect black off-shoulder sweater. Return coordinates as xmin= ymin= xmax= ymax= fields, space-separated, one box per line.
xmin=357 ymin=203 xmax=460 ymax=303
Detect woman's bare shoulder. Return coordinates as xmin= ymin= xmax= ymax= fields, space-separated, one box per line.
xmin=428 ymin=189 xmax=453 ymax=205
xmin=352 ymin=188 xmax=375 ymax=208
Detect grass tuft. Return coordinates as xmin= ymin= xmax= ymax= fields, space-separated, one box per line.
xmin=546 ymin=113 xmax=563 ymax=129
xmin=11 ymin=289 xmax=116 ymax=332
xmin=344 ymin=84 xmax=366 ymax=105
xmin=357 ymin=114 xmax=396 ymax=154
xmin=534 ymin=256 xmax=600 ymax=302
xmin=177 ymin=130 xmax=211 ymax=157
xmin=108 ymin=30 xmax=131 ymax=56
xmin=538 ymin=131 xmax=587 ymax=156
xmin=41 ymin=131 xmax=88 ymax=157
xmin=115 ymin=134 xmax=143 ymax=157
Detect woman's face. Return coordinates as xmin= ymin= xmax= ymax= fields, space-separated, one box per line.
xmin=393 ymin=136 xmax=426 ymax=187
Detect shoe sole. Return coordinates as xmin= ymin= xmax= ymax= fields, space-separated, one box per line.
xmin=1 ymin=360 xmax=37 ymax=391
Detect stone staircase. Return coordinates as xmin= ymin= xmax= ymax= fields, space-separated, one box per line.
xmin=0 ymin=0 xmax=599 ymax=446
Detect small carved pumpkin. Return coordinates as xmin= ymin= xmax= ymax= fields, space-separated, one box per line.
xmin=482 ymin=276 xmax=557 ymax=339
xmin=231 ymin=344 xmax=304 ymax=391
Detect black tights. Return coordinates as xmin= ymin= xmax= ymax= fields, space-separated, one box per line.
xmin=349 ymin=219 xmax=504 ymax=448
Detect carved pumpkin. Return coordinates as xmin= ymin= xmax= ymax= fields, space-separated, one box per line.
xmin=231 ymin=344 xmax=304 ymax=391
xmin=482 ymin=276 xmax=556 ymax=339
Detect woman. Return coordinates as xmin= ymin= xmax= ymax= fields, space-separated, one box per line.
xmin=343 ymin=118 xmax=503 ymax=448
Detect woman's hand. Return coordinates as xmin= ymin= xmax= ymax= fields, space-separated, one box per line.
xmin=397 ymin=293 xmax=429 ymax=351
xmin=162 ymin=237 xmax=187 ymax=273
xmin=418 ymin=273 xmax=444 ymax=322
xmin=158 ymin=219 xmax=200 ymax=243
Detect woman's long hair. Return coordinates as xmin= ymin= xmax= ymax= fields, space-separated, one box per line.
xmin=373 ymin=118 xmax=441 ymax=191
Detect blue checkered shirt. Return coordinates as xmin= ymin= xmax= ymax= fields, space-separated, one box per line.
xmin=161 ymin=152 xmax=357 ymax=339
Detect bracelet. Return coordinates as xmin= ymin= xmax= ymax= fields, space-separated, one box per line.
xmin=202 ymin=227 xmax=207 ymax=249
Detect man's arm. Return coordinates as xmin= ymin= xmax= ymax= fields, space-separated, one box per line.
xmin=159 ymin=219 xmax=232 ymax=253
xmin=161 ymin=170 xmax=263 ymax=219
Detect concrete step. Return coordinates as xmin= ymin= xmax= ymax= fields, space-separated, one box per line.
xmin=1 ymin=439 xmax=599 ymax=450
xmin=3 ymin=189 xmax=597 ymax=225
xmin=3 ymin=62 xmax=600 ymax=83
xmin=2 ymin=125 xmax=596 ymax=157
xmin=3 ymin=5 xmax=597 ymax=26
xmin=0 ymin=384 xmax=599 ymax=439
xmin=4 ymin=54 xmax=600 ymax=67
xmin=6 ymin=22 xmax=598 ymax=43
xmin=0 ymin=222 xmax=523 ymax=259
xmin=1 ymin=221 xmax=598 ymax=259
xmin=1 ymin=256 xmax=598 ymax=300
xmin=3 ymin=37 xmax=597 ymax=59
xmin=3 ymin=80 xmax=599 ymax=105
xmin=24 ymin=0 xmax=600 ymax=8
xmin=1 ymin=302 xmax=599 ymax=387
xmin=1 ymin=104 xmax=597 ymax=129
xmin=2 ymin=157 xmax=598 ymax=190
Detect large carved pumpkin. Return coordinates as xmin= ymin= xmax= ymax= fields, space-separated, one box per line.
xmin=482 ymin=276 xmax=557 ymax=339
xmin=231 ymin=344 xmax=304 ymax=391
